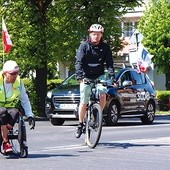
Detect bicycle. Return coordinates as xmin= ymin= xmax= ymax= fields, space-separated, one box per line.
xmin=0 ymin=112 xmax=28 ymax=158
xmin=84 ymin=78 xmax=107 ymax=149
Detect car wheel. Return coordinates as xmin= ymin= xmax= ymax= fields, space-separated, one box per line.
xmin=140 ymin=101 xmax=155 ymax=124
xmin=50 ymin=118 xmax=65 ymax=126
xmin=105 ymin=101 xmax=119 ymax=126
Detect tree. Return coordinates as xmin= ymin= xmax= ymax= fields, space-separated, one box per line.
xmin=0 ymin=0 xmax=142 ymax=116
xmin=138 ymin=0 xmax=170 ymax=89
xmin=49 ymin=0 xmax=143 ymax=68
xmin=0 ymin=0 xmax=53 ymax=116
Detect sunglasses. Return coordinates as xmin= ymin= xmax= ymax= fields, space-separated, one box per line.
xmin=8 ymin=72 xmax=19 ymax=76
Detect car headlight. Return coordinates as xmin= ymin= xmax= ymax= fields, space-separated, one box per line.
xmin=47 ymin=91 xmax=52 ymax=99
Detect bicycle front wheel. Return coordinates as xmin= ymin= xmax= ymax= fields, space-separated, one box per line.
xmin=86 ymin=103 xmax=103 ymax=148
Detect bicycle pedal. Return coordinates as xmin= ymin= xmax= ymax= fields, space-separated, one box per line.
xmin=82 ymin=125 xmax=86 ymax=133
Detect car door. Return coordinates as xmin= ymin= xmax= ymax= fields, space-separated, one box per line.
xmin=130 ymin=71 xmax=147 ymax=112
xmin=117 ymin=70 xmax=138 ymax=112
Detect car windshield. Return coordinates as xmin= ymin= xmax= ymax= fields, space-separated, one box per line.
xmin=61 ymin=74 xmax=79 ymax=86
xmin=61 ymin=66 xmax=122 ymax=87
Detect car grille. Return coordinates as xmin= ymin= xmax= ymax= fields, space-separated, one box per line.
xmin=53 ymin=96 xmax=80 ymax=104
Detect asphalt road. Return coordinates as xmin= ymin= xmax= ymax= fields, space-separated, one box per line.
xmin=1 ymin=115 xmax=170 ymax=170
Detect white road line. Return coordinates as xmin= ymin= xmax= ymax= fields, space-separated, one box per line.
xmin=30 ymin=144 xmax=87 ymax=153
xmin=30 ymin=136 xmax=170 ymax=153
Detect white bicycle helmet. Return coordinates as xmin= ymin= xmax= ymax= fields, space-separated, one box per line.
xmin=88 ymin=24 xmax=104 ymax=33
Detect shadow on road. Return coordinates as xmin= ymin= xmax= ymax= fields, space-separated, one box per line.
xmin=62 ymin=115 xmax=170 ymax=127
xmin=3 ymin=153 xmax=78 ymax=159
xmin=99 ymin=142 xmax=170 ymax=149
xmin=28 ymin=153 xmax=78 ymax=159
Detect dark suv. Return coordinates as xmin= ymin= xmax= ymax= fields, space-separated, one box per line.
xmin=45 ymin=73 xmax=80 ymax=125
xmin=45 ymin=64 xmax=157 ymax=126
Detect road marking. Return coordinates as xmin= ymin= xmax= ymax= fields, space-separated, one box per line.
xmin=30 ymin=136 xmax=170 ymax=153
xmin=30 ymin=144 xmax=87 ymax=153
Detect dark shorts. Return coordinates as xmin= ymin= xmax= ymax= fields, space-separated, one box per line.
xmin=0 ymin=107 xmax=20 ymax=126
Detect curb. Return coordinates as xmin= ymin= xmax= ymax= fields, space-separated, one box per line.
xmin=23 ymin=116 xmax=49 ymax=121
xmin=34 ymin=116 xmax=49 ymax=121
xmin=25 ymin=114 xmax=170 ymax=122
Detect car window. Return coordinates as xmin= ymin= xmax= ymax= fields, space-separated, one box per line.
xmin=130 ymin=71 xmax=145 ymax=85
xmin=140 ymin=73 xmax=146 ymax=83
xmin=118 ymin=71 xmax=133 ymax=86
xmin=62 ymin=74 xmax=79 ymax=86
xmin=100 ymin=67 xmax=121 ymax=80
xmin=114 ymin=67 xmax=122 ymax=75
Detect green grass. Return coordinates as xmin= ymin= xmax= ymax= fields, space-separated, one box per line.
xmin=156 ymin=111 xmax=170 ymax=115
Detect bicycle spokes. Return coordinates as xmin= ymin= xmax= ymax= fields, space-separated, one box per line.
xmin=86 ymin=103 xmax=103 ymax=148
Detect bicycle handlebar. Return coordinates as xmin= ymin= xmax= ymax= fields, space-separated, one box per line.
xmin=84 ymin=78 xmax=108 ymax=86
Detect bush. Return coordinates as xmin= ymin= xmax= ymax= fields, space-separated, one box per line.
xmin=22 ymin=78 xmax=64 ymax=116
xmin=22 ymin=78 xmax=38 ymax=116
xmin=47 ymin=79 xmax=63 ymax=91
xmin=156 ymin=91 xmax=170 ymax=111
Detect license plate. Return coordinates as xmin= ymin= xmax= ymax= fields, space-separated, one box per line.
xmin=59 ymin=104 xmax=77 ymax=110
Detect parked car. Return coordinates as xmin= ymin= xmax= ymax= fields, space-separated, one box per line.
xmin=45 ymin=64 xmax=157 ymax=126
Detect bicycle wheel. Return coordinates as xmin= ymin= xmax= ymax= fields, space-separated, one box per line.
xmin=85 ymin=103 xmax=103 ymax=148
xmin=9 ymin=116 xmax=28 ymax=158
xmin=0 ymin=129 xmax=3 ymax=154
xmin=8 ymin=122 xmax=21 ymax=156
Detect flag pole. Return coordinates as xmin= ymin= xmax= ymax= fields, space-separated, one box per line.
xmin=2 ymin=40 xmax=5 ymax=65
xmin=2 ymin=17 xmax=12 ymax=63
xmin=2 ymin=45 xmax=5 ymax=64
xmin=2 ymin=17 xmax=5 ymax=64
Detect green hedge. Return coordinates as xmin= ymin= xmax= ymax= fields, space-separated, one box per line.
xmin=22 ymin=78 xmax=63 ymax=116
xmin=47 ymin=79 xmax=63 ymax=90
xmin=156 ymin=91 xmax=170 ymax=111
xmin=22 ymin=78 xmax=38 ymax=116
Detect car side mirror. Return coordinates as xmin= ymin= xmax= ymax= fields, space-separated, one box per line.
xmin=122 ymin=80 xmax=133 ymax=87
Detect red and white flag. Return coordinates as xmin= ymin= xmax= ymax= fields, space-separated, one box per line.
xmin=2 ymin=18 xmax=12 ymax=53
xmin=137 ymin=43 xmax=153 ymax=73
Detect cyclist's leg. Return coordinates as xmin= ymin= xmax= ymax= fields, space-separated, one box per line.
xmin=0 ymin=107 xmax=14 ymax=154
xmin=99 ymin=93 xmax=106 ymax=111
xmin=75 ymin=81 xmax=91 ymax=138
xmin=97 ymin=83 xmax=107 ymax=110
xmin=5 ymin=108 xmax=22 ymax=155
xmin=0 ymin=107 xmax=8 ymax=143
xmin=7 ymin=108 xmax=20 ymax=128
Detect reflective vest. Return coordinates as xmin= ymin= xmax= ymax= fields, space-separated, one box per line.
xmin=0 ymin=72 xmax=21 ymax=108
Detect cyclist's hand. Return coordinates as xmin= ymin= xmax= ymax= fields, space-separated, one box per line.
xmin=28 ymin=117 xmax=35 ymax=130
xmin=111 ymin=76 xmax=117 ymax=87
xmin=78 ymin=79 xmax=83 ymax=83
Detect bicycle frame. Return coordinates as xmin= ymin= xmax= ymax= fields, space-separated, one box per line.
xmin=85 ymin=79 xmax=105 ymax=148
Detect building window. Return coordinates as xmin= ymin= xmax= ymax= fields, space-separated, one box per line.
xmin=122 ymin=22 xmax=138 ymax=37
